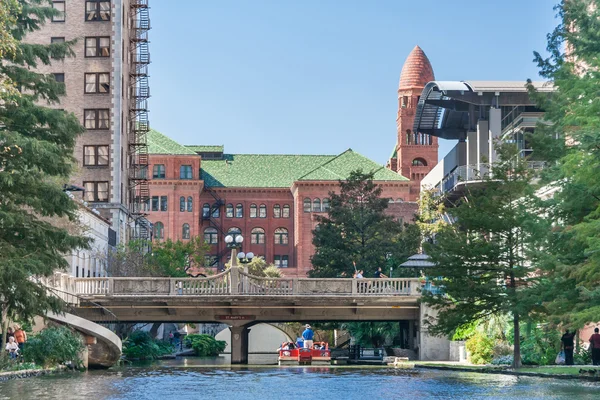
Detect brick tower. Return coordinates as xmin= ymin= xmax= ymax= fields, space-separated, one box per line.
xmin=388 ymin=46 xmax=438 ymax=201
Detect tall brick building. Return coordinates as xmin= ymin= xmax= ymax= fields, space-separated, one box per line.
xmin=387 ymin=46 xmax=438 ymax=200
xmin=145 ymin=130 xmax=417 ymax=277
xmin=23 ymin=0 xmax=151 ymax=244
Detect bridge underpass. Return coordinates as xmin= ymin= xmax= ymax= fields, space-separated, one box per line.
xmin=43 ymin=267 xmax=449 ymax=364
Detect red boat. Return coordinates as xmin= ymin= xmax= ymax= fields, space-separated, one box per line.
xmin=278 ymin=341 xmax=331 ymax=365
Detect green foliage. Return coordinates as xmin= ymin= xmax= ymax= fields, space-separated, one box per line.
xmin=309 ymin=170 xmax=419 ymax=278
xmin=451 ymin=321 xmax=479 ymax=341
xmin=0 ymin=352 xmax=38 ymax=371
xmin=342 ymin=322 xmax=400 ymax=348
xmin=518 ymin=327 xmax=560 ymax=366
xmin=23 ymin=326 xmax=84 ymax=368
xmin=528 ymin=0 xmax=600 ymax=327
xmin=122 ymin=330 xmax=174 ymax=360
xmin=238 ymin=257 xmax=282 ymax=278
xmin=184 ymin=334 xmax=226 ymax=357
xmin=466 ymin=332 xmax=494 ymax=365
xmin=0 ymin=0 xmax=88 ymax=341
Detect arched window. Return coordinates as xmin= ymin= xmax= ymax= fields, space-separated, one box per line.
xmin=202 ymin=203 xmax=210 ymax=218
xmin=313 ymin=198 xmax=321 ymax=212
xmin=282 ymin=204 xmax=290 ymax=218
xmin=226 ymin=203 xmax=234 ymax=218
xmin=251 ymin=227 xmax=265 ymax=244
xmin=412 ymin=158 xmax=427 ymax=167
xmin=204 ymin=227 xmax=218 ymax=244
xmin=406 ymin=130 xmax=412 ymax=145
xmin=235 ymin=204 xmax=243 ymax=218
xmin=154 ymin=222 xmax=164 ymax=240
xmin=180 ymin=196 xmax=186 ymax=212
xmin=273 ymin=204 xmax=281 ymax=218
xmin=187 ymin=197 xmax=193 ymax=212
xmin=303 ymin=198 xmax=311 ymax=213
xmin=182 ymin=223 xmax=190 ymax=239
xmin=250 ymin=204 xmax=257 ymax=218
xmin=228 ymin=227 xmax=241 ymax=235
xmin=259 ymin=204 xmax=267 ymax=218
xmin=211 ymin=204 xmax=220 ymax=218
xmin=322 ymin=198 xmax=330 ymax=212
xmin=274 ymin=228 xmax=288 ymax=245
xmin=396 ymin=198 xmax=404 ymax=203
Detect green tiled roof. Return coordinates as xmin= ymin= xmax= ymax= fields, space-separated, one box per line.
xmin=147 ymin=129 xmax=197 ymax=155
xmin=298 ymin=150 xmax=408 ymax=182
xmin=201 ymin=150 xmax=408 ymax=188
xmin=185 ymin=145 xmax=224 ymax=153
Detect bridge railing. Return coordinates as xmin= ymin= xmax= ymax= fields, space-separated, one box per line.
xmin=174 ymin=268 xmax=231 ymax=295
xmin=238 ymin=271 xmax=293 ymax=295
xmin=354 ymin=278 xmax=416 ymax=296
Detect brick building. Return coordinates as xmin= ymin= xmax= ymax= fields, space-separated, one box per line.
xmin=387 ymin=46 xmax=439 ymax=201
xmin=145 ymin=130 xmax=417 ymax=277
xmin=23 ymin=0 xmax=151 ymax=243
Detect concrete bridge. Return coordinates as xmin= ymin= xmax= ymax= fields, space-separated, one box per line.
xmin=43 ymin=267 xmax=449 ymax=364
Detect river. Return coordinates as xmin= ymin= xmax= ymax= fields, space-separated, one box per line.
xmin=1 ymin=358 xmax=598 ymax=400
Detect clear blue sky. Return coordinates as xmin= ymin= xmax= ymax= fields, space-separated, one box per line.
xmin=149 ymin=0 xmax=557 ymax=164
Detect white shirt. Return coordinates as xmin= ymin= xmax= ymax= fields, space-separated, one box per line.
xmin=5 ymin=342 xmax=19 ymax=353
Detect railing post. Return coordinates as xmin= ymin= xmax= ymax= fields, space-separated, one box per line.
xmin=292 ymin=278 xmax=298 ymax=295
xmin=169 ymin=279 xmax=176 ymax=296
xmin=231 ymin=266 xmax=239 ymax=295
xmin=351 ymin=279 xmax=357 ymax=295
xmin=108 ymin=278 xmax=114 ymax=296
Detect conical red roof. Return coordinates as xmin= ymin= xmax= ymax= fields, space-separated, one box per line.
xmin=399 ymin=46 xmax=435 ymax=89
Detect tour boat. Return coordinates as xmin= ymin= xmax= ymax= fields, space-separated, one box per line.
xmin=278 ymin=342 xmax=331 ymax=366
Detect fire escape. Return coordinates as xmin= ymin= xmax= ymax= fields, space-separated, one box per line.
xmin=128 ymin=0 xmax=151 ymax=241
xmin=201 ymin=187 xmax=228 ymax=268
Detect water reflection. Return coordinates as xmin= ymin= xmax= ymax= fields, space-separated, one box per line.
xmin=0 ymin=358 xmax=598 ymax=400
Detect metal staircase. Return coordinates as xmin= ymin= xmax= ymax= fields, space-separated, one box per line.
xmin=128 ymin=0 xmax=151 ymax=241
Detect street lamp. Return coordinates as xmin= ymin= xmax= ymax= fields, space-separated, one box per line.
xmin=237 ymin=252 xmax=254 ymax=265
xmin=225 ymin=233 xmax=244 ymax=267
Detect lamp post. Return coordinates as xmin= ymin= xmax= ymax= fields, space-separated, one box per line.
xmin=224 ymin=233 xmax=244 ymax=267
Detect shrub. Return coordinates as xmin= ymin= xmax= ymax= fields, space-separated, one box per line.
xmin=123 ymin=330 xmax=174 ymax=360
xmin=184 ymin=334 xmax=226 ymax=356
xmin=493 ymin=342 xmax=513 ymax=358
xmin=24 ymin=326 xmax=84 ymax=368
xmin=491 ymin=355 xmax=513 ymax=365
xmin=466 ymin=332 xmax=494 ymax=364
xmin=520 ymin=328 xmax=560 ymax=366
xmin=574 ymin=347 xmax=592 ymax=365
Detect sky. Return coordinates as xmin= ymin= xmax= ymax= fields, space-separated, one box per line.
xmin=149 ymin=0 xmax=558 ymax=164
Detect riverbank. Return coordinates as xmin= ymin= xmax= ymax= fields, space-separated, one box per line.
xmin=0 ymin=366 xmax=67 ymax=382
xmin=413 ymin=362 xmax=600 ymax=381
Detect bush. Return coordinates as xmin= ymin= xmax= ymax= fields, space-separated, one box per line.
xmin=466 ymin=332 xmax=494 ymax=364
xmin=491 ymin=355 xmax=513 ymax=365
xmin=24 ymin=326 xmax=84 ymax=368
xmin=520 ymin=328 xmax=560 ymax=366
xmin=123 ymin=330 xmax=174 ymax=360
xmin=184 ymin=334 xmax=226 ymax=356
xmin=493 ymin=342 xmax=513 ymax=358
xmin=574 ymin=347 xmax=592 ymax=365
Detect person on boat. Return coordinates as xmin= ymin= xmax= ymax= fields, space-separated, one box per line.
xmin=302 ymin=324 xmax=314 ymax=349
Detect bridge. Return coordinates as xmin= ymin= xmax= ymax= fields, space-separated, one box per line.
xmin=43 ymin=267 xmax=449 ymax=364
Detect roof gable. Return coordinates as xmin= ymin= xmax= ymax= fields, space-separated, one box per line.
xmin=147 ymin=129 xmax=197 ymax=155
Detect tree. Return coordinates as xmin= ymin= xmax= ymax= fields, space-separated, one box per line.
xmin=528 ymin=0 xmax=600 ymax=327
xmin=0 ymin=0 xmax=88 ymax=345
xmin=309 ymin=170 xmax=418 ymax=278
xmin=422 ymin=144 xmax=551 ymax=368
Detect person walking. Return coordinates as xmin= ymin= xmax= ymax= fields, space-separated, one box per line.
xmin=374 ymin=267 xmax=388 ymax=278
xmin=302 ymin=324 xmax=314 ymax=349
xmin=589 ymin=327 xmax=600 ymax=366
xmin=5 ymin=336 xmax=19 ymax=359
xmin=560 ymin=329 xmax=576 ymax=366
xmin=13 ymin=324 xmax=27 ymax=354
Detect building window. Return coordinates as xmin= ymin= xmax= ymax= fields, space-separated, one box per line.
xmin=259 ymin=204 xmax=267 ymax=218
xmin=182 ymin=223 xmax=190 ymax=240
xmin=282 ymin=205 xmax=290 ymax=218
xmin=83 ymin=181 xmax=109 ymax=202
xmin=312 ymin=198 xmax=321 ymax=212
xmin=51 ymin=37 xmax=65 ymax=44
xmin=85 ymin=37 xmax=110 ymax=57
xmin=52 ymin=2 xmax=65 ymax=22
xmin=84 ymin=109 xmax=110 ymax=129
xmin=322 ymin=198 xmax=330 ymax=212
xmin=85 ymin=73 xmax=110 ymax=94
xmin=180 ymin=165 xmax=193 ymax=179
xmin=412 ymin=158 xmax=427 ymax=167
xmin=274 ymin=255 xmax=289 ymax=268
xmin=152 ymin=164 xmax=165 ymax=179
xmin=211 ymin=204 xmax=220 ymax=218
xmin=53 ymin=73 xmax=65 ymax=83
xmin=205 ymin=255 xmax=218 ymax=267
xmin=85 ymin=1 xmax=111 ymax=21
xmin=202 ymin=203 xmax=210 ymax=218
xmin=180 ymin=196 xmax=186 ymax=212
xmin=154 ymin=222 xmax=164 ymax=240
xmin=235 ymin=204 xmax=243 ymax=218
xmin=249 ymin=204 xmax=257 ymax=218
xmin=273 ymin=204 xmax=281 ymax=218
xmin=151 ymin=196 xmax=167 ymax=211
xmin=401 ymin=96 xmax=408 ymax=108
xmin=251 ymin=228 xmax=265 ymax=244
xmin=83 ymin=145 xmax=109 ymax=166
xmin=303 ymin=198 xmax=311 ymax=213
xmin=187 ymin=197 xmax=193 ymax=212
xmin=228 ymin=227 xmax=241 ymax=235
xmin=274 ymin=228 xmax=288 ymax=245
xmin=226 ymin=203 xmax=234 ymax=218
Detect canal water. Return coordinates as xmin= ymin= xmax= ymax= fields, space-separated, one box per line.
xmin=1 ymin=358 xmax=598 ymax=400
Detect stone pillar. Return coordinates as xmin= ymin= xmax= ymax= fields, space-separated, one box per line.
xmin=488 ymin=107 xmax=502 ymax=164
xmin=418 ymin=304 xmax=450 ymax=361
xmin=229 ymin=325 xmax=250 ymax=364
xmin=477 ymin=119 xmax=489 ymax=174
xmin=466 ymin=131 xmax=477 ymax=167
xmin=408 ymin=320 xmax=415 ymax=350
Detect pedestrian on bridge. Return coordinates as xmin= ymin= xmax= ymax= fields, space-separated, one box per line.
xmin=374 ymin=267 xmax=388 ymax=279
xmin=302 ymin=324 xmax=314 ymax=349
